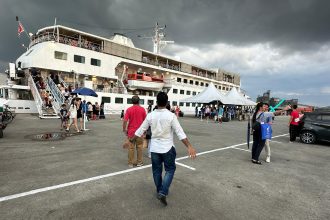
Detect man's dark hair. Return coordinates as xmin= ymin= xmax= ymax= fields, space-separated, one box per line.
xmin=293 ymin=104 xmax=297 ymax=109
xmin=263 ymin=103 xmax=269 ymax=107
xmin=132 ymin=95 xmax=140 ymax=104
xmin=157 ymin=92 xmax=168 ymax=107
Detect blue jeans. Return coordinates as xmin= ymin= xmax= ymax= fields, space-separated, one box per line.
xmin=151 ymin=147 xmax=176 ymax=196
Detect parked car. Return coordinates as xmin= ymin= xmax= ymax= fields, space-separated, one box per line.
xmin=299 ymin=111 xmax=330 ymax=144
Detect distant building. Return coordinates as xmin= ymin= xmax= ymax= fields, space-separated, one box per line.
xmin=257 ymin=90 xmax=298 ymax=108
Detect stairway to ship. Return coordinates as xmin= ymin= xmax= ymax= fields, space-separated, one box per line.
xmin=27 ymin=74 xmax=59 ymax=119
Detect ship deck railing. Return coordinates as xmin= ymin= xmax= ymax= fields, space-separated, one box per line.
xmin=29 ymin=32 xmax=102 ymax=52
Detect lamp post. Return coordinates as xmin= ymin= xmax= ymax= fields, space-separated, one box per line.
xmin=71 ymin=70 xmax=75 ymax=89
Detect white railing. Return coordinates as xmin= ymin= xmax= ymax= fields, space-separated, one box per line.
xmin=46 ymin=77 xmax=65 ymax=114
xmin=27 ymin=75 xmax=43 ymax=117
xmin=58 ymin=75 xmax=68 ymax=88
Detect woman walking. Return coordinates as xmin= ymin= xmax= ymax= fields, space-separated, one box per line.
xmin=66 ymin=98 xmax=80 ymax=133
xmin=251 ymin=102 xmax=265 ymax=164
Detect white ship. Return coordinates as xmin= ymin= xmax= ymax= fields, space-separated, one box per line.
xmin=3 ymin=23 xmax=241 ymax=118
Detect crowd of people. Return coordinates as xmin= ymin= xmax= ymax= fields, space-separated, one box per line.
xmin=59 ymin=98 xmax=105 ymax=132
xmin=193 ymin=104 xmax=255 ymax=123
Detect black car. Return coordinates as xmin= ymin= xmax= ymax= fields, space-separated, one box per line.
xmin=300 ymin=111 xmax=330 ymax=144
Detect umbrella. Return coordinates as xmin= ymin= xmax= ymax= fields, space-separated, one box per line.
xmin=71 ymin=87 xmax=98 ymax=97
xmin=247 ymin=115 xmax=251 ymax=149
xmin=71 ymin=87 xmax=98 ymax=130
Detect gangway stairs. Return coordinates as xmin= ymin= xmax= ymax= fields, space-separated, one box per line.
xmin=45 ymin=76 xmax=65 ymax=113
xmin=27 ymin=74 xmax=59 ymax=119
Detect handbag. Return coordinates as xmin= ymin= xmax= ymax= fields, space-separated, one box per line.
xmin=146 ymin=126 xmax=152 ymax=139
xmin=261 ymin=123 xmax=272 ymax=140
xmin=252 ymin=113 xmax=263 ymax=131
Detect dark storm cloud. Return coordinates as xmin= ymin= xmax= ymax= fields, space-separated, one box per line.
xmin=0 ymin=0 xmax=329 ymax=105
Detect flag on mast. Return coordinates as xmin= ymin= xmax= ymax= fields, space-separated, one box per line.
xmin=18 ymin=21 xmax=25 ymax=37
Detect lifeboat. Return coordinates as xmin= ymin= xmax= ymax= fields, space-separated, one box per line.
xmin=125 ymin=73 xmax=165 ymax=91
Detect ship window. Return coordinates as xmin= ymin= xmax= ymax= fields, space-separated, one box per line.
xmin=91 ymin=58 xmax=101 ymax=66
xmin=186 ymin=103 xmax=190 ymax=107
xmin=115 ymin=97 xmax=123 ymax=104
xmin=127 ymin=98 xmax=132 ymax=104
xmin=54 ymin=51 xmax=67 ymax=60
xmin=173 ymin=89 xmax=178 ymax=94
xmin=192 ymin=103 xmax=196 ymax=107
xmin=186 ymin=91 xmax=191 ymax=95
xmin=195 ymin=81 xmax=199 ymax=86
xmin=172 ymin=101 xmax=177 ymax=106
xmin=200 ymin=82 xmax=204 ymax=86
xmin=189 ymin=80 xmax=193 ymax=85
xmin=219 ymin=86 xmax=222 ymax=90
xmin=215 ymin=85 xmax=217 ymax=88
xmin=206 ymin=83 xmax=209 ymax=87
xmin=179 ymin=102 xmax=184 ymax=107
xmin=192 ymin=92 xmax=196 ymax=95
xmin=180 ymin=90 xmax=184 ymax=94
xmin=74 ymin=55 xmax=85 ymax=63
xmin=139 ymin=99 xmax=144 ymax=105
xmin=183 ymin=79 xmax=188 ymax=84
xmin=177 ymin=77 xmax=181 ymax=83
xmin=148 ymin=100 xmax=154 ymax=105
xmin=101 ymin=97 xmax=111 ymax=103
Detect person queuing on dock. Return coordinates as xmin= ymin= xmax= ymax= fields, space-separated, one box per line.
xmin=99 ymin=102 xmax=105 ymax=119
xmin=260 ymin=103 xmax=291 ymax=163
xmin=76 ymin=99 xmax=84 ymax=131
xmin=217 ymin=105 xmax=224 ymax=123
xmin=132 ymin=92 xmax=197 ymax=206
xmin=262 ymin=103 xmax=273 ymax=163
xmin=66 ymin=98 xmax=80 ymax=133
xmin=60 ymin=104 xmax=68 ymax=130
xmin=251 ymin=102 xmax=267 ymax=165
xmin=122 ymin=95 xmax=146 ymax=167
xmin=289 ymin=104 xmax=300 ymax=143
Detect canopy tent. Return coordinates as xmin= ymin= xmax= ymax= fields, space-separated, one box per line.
xmin=225 ymin=87 xmax=256 ymax=106
xmin=180 ymin=82 xmax=230 ymax=104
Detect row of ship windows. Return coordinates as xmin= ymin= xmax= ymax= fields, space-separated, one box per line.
xmin=176 ymin=77 xmax=230 ymax=90
xmin=172 ymin=89 xmax=198 ymax=96
xmin=101 ymin=97 xmax=199 ymax=107
xmin=54 ymin=51 xmax=101 ymax=67
xmin=102 ymin=97 xmax=150 ymax=105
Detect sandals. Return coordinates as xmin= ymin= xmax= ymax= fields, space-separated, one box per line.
xmin=251 ymin=159 xmax=262 ymax=165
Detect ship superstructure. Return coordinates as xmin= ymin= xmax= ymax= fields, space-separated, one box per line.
xmin=7 ymin=23 xmax=241 ymax=117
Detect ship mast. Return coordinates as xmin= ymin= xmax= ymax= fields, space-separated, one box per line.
xmin=153 ymin=22 xmax=174 ymax=54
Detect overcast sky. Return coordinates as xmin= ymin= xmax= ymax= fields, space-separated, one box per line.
xmin=0 ymin=0 xmax=329 ymax=106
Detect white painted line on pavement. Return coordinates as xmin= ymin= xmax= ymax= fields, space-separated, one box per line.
xmin=0 ymin=133 xmax=288 ymax=203
xmin=232 ymin=148 xmax=251 ymax=152
xmin=0 ymin=165 xmax=151 ymax=203
xmin=270 ymin=140 xmax=283 ymax=144
xmin=175 ymin=161 xmax=196 ymax=171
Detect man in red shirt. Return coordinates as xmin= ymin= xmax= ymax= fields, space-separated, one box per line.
xmin=123 ymin=96 xmax=146 ymax=167
xmin=288 ymin=104 xmax=300 ymax=143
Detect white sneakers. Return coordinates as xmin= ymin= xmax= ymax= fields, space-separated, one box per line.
xmin=266 ymin=156 xmax=270 ymax=163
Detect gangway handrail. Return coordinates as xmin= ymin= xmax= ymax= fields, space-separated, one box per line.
xmin=47 ymin=76 xmax=65 ymax=106
xmin=45 ymin=78 xmax=61 ymax=115
xmin=27 ymin=74 xmax=43 ymax=117
xmin=58 ymin=75 xmax=68 ymax=88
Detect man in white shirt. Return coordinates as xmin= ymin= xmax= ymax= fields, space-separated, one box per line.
xmin=133 ymin=92 xmax=197 ymax=206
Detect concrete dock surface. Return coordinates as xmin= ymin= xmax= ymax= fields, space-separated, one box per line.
xmin=0 ymin=115 xmax=329 ymax=220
